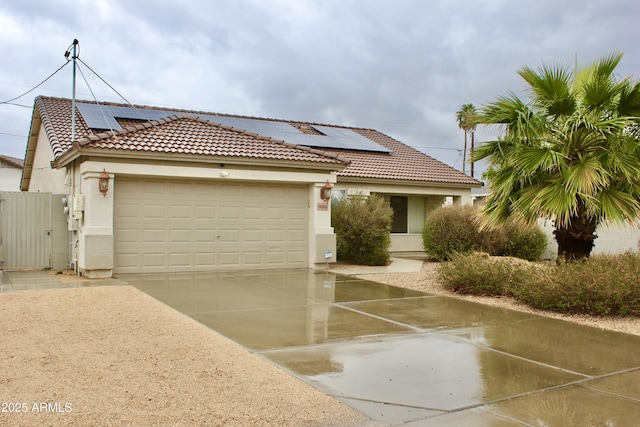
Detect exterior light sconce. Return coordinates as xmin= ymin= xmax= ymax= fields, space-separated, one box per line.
xmin=320 ymin=181 xmax=333 ymax=202
xmin=99 ymin=169 xmax=110 ymax=197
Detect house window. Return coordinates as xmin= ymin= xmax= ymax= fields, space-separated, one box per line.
xmin=390 ymin=196 xmax=408 ymax=233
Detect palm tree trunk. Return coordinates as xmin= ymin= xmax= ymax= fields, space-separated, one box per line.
xmin=553 ymin=206 xmax=598 ymax=261
xmin=462 ymin=130 xmax=468 ymax=174
xmin=470 ymin=130 xmax=475 ymax=178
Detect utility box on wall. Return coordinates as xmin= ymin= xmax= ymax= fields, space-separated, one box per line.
xmin=315 ymin=233 xmax=337 ymax=263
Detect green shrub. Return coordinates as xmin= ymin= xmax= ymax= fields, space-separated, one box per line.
xmin=422 ymin=205 xmax=481 ymax=261
xmin=437 ymin=252 xmax=640 ymax=317
xmin=422 ymin=205 xmax=547 ymax=261
xmin=437 ymin=254 xmax=532 ymax=296
xmin=501 ymin=221 xmax=548 ymax=261
xmin=513 ymin=253 xmax=640 ymax=316
xmin=332 ymin=194 xmax=393 ymax=266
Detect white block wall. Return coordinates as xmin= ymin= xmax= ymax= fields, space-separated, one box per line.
xmin=539 ymin=219 xmax=640 ymax=260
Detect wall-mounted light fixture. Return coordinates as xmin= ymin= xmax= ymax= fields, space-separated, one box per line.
xmin=320 ymin=181 xmax=333 ymax=201
xmin=99 ymin=169 xmax=110 ymax=197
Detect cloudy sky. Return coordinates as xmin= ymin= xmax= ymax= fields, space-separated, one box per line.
xmin=1 ymin=0 xmax=639 ymax=177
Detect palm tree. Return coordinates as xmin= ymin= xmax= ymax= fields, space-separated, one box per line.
xmin=473 ymin=53 xmax=640 ymax=261
xmin=456 ymin=104 xmax=478 ymax=176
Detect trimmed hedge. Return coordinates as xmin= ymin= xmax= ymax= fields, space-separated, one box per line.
xmin=422 ymin=205 xmax=547 ymax=261
xmin=332 ymin=194 xmax=393 ymax=266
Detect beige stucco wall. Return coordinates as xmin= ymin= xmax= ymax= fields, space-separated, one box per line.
xmin=26 ymin=124 xmax=68 ymax=194
xmin=0 ymin=164 xmax=22 ymax=191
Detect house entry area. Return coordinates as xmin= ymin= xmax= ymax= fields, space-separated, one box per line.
xmin=113 ymin=178 xmax=309 ymax=274
xmin=122 ymin=269 xmax=640 ymax=425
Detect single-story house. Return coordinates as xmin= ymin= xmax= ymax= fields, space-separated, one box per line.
xmin=0 ymin=155 xmax=24 ymax=191
xmin=21 ymin=96 xmax=482 ymax=278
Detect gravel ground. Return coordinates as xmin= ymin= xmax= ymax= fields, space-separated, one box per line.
xmin=0 ymin=286 xmax=372 ymax=427
xmin=357 ymin=261 xmax=640 ymax=337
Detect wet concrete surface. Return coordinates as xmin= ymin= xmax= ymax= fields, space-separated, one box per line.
xmin=120 ymin=269 xmax=640 ymax=426
xmin=5 ymin=268 xmax=640 ymax=425
xmin=0 ymin=270 xmax=126 ymax=292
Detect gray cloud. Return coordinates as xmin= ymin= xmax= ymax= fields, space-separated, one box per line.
xmin=2 ymin=0 xmax=639 ymax=175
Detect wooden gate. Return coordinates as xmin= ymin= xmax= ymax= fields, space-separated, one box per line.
xmin=0 ymin=192 xmax=68 ymax=269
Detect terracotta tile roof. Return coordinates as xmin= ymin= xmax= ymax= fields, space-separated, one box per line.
xmin=327 ymin=129 xmax=480 ymax=185
xmin=32 ymin=96 xmax=481 ymax=186
xmin=74 ymin=114 xmax=346 ymax=164
xmin=35 ymin=97 xmax=346 ymax=166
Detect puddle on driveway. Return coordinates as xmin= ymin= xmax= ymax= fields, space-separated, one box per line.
xmin=190 ymin=304 xmax=413 ymax=350
xmin=263 ymin=333 xmax=583 ymax=411
xmin=122 ymin=269 xmax=640 ymax=425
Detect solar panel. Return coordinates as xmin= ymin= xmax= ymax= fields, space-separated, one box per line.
xmin=76 ymin=103 xmax=172 ymax=130
xmin=76 ymin=103 xmax=391 ymax=153
xmin=76 ymin=103 xmax=122 ymax=130
xmin=310 ymin=125 xmax=391 ymax=153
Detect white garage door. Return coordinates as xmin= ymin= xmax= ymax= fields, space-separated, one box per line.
xmin=114 ymin=178 xmax=309 ymax=274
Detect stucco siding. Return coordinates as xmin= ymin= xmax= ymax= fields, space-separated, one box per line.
xmin=26 ymin=124 xmax=67 ymax=194
xmin=0 ymin=166 xmax=22 ymax=191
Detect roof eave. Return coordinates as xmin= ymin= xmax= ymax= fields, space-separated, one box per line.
xmin=336 ymin=176 xmax=483 ymax=189
xmin=20 ymin=104 xmax=43 ymax=191
xmin=51 ymin=147 xmax=349 ymax=172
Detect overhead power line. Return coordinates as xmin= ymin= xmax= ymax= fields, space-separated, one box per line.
xmin=0 ymin=61 xmax=70 ymax=105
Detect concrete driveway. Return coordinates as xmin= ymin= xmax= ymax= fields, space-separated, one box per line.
xmin=118 ymin=268 xmax=640 ymax=426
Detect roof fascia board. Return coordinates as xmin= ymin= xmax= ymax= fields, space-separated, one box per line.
xmin=20 ymin=105 xmax=43 ymax=191
xmin=51 ymin=148 xmax=348 ymax=172
xmin=336 ymin=176 xmax=483 ymax=189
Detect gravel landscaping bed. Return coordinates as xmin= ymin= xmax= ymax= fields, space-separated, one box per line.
xmin=356 ymin=261 xmax=640 ymax=337
xmin=0 ymin=286 xmax=372 ymax=427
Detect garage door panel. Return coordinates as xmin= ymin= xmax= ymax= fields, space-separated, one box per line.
xmin=266 ymin=207 xmax=285 ymax=219
xmin=194 ymin=253 xmax=216 ymax=267
xmin=195 ymin=229 xmax=217 ymax=242
xmin=288 ymin=251 xmax=306 ymax=263
xmin=114 ymin=178 xmax=308 ymax=273
xmin=265 ymin=230 xmax=285 ymax=242
xmin=219 ymin=252 xmax=241 ymax=266
xmin=115 ymin=203 xmax=139 ymax=218
xmin=143 ymin=253 xmax=165 ymax=267
xmin=169 ymin=205 xmax=191 ymax=218
xmin=244 ymin=207 xmax=263 ymax=219
xmin=219 ymin=229 xmax=240 ymax=241
xmin=169 ymin=253 xmax=191 ymax=267
xmin=143 ymin=205 xmax=166 ymax=218
xmin=243 ymin=252 xmax=263 ymax=265
xmin=169 ymin=229 xmax=191 ymax=242
xmin=243 ymin=229 xmax=263 ymax=241
xmin=288 ymin=229 xmax=306 ymax=242
xmin=220 ymin=206 xmax=241 ymax=219
xmin=288 ymin=207 xmax=306 ymax=220
xmin=143 ymin=229 xmax=165 ymax=242
xmin=194 ymin=206 xmax=216 ymax=218
xmin=266 ymin=252 xmax=285 ymax=264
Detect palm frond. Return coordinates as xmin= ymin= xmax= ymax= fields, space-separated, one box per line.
xmin=519 ymin=63 xmax=574 ymax=116
xmin=618 ymin=80 xmax=640 ymax=117
xmin=563 ymin=155 xmax=609 ymax=195
xmin=597 ymin=187 xmax=640 ymax=222
xmin=513 ymin=146 xmax=565 ymax=175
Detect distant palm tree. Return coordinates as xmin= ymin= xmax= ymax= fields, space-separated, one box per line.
xmin=473 ymin=52 xmax=640 ymax=260
xmin=456 ymin=104 xmax=478 ymax=176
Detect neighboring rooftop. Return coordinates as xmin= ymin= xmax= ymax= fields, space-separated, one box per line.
xmin=0 ymin=155 xmax=24 ymax=169
xmin=29 ymin=96 xmax=482 ymax=187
